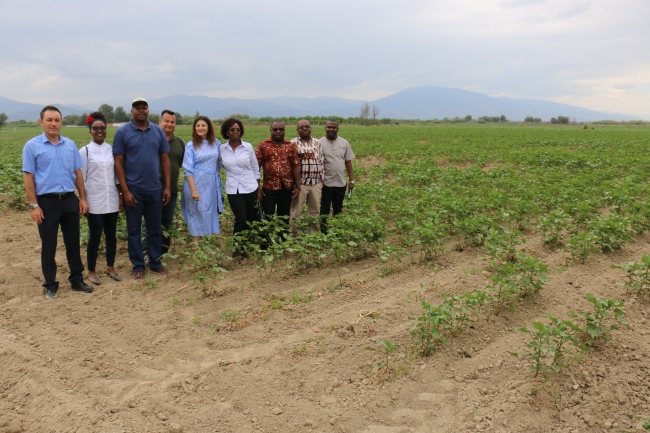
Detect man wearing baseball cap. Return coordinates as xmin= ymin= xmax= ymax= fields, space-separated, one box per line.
xmin=113 ymin=98 xmax=171 ymax=279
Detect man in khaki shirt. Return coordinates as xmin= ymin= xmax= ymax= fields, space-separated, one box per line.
xmin=290 ymin=119 xmax=324 ymax=235
xmin=319 ymin=119 xmax=355 ymax=233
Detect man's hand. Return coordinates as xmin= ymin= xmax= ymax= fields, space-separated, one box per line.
xmin=291 ymin=187 xmax=300 ymax=199
xmin=79 ymin=198 xmax=89 ymax=216
xmin=119 ymin=196 xmax=125 ymax=213
xmin=162 ymin=188 xmax=171 ymax=206
xmin=348 ymin=181 xmax=355 ymax=190
xmin=257 ymin=188 xmax=265 ymax=201
xmin=124 ymin=191 xmax=137 ymax=208
xmin=31 ymin=207 xmax=44 ymax=224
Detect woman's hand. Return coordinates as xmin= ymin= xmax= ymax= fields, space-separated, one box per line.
xmin=192 ymin=189 xmax=200 ymax=201
xmin=257 ymin=188 xmax=264 ymax=201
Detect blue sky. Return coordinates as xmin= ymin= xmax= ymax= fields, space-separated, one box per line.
xmin=1 ymin=0 xmax=648 ymax=117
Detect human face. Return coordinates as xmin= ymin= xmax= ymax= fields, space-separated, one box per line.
xmin=159 ymin=113 xmax=177 ymax=136
xmin=195 ymin=120 xmax=209 ymax=140
xmin=297 ymin=120 xmax=311 ymax=140
xmin=227 ymin=122 xmax=241 ymax=141
xmin=270 ymin=122 xmax=285 ymax=143
xmin=325 ymin=121 xmax=339 ymax=140
xmin=90 ymin=120 xmax=107 ymax=144
xmin=131 ymin=103 xmax=149 ymax=122
xmin=39 ymin=110 xmax=62 ymax=137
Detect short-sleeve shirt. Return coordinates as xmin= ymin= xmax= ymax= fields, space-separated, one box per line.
xmin=165 ymin=135 xmax=185 ymax=195
xmin=290 ymin=136 xmax=324 ymax=186
xmin=319 ymin=136 xmax=355 ymax=187
xmin=112 ymin=120 xmax=169 ymax=190
xmin=22 ymin=133 xmax=84 ymax=195
xmin=255 ymin=138 xmax=300 ymax=191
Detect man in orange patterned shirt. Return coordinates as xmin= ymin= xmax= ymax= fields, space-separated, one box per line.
xmin=256 ymin=120 xmax=301 ymax=224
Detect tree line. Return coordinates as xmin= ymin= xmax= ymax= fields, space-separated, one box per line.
xmin=0 ymin=107 xmax=641 ymax=129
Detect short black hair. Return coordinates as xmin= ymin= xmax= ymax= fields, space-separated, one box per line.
xmin=87 ymin=111 xmax=107 ymax=129
xmin=160 ymin=109 xmax=176 ymax=118
xmin=270 ymin=119 xmax=285 ymax=128
xmin=40 ymin=105 xmax=61 ymax=120
xmin=220 ymin=118 xmax=245 ymax=139
xmin=327 ymin=119 xmax=339 ymax=125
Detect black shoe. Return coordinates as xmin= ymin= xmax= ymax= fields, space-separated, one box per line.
xmin=45 ymin=289 xmax=58 ymax=299
xmin=71 ymin=281 xmax=94 ymax=293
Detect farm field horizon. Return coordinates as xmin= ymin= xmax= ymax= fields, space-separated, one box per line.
xmin=1 ymin=123 xmax=650 ymax=432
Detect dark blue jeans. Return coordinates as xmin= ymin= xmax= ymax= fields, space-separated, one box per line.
xmin=124 ymin=187 xmax=163 ymax=272
xmin=86 ymin=212 xmax=119 ymax=271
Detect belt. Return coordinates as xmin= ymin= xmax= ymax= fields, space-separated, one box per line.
xmin=39 ymin=192 xmax=74 ymax=199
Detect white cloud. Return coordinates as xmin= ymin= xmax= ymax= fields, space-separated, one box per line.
xmin=0 ymin=0 xmax=648 ymax=116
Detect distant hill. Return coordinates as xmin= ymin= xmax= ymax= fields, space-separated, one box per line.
xmin=373 ymin=87 xmax=638 ymax=122
xmin=0 ymin=87 xmax=642 ymax=122
xmin=0 ymin=96 xmax=84 ymax=121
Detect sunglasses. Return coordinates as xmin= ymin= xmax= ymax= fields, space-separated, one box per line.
xmin=271 ymin=128 xmax=285 ymax=132
xmin=92 ymin=126 xmax=107 ymax=131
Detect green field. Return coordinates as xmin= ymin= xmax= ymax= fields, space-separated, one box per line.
xmin=2 ymin=123 xmax=650 ymax=272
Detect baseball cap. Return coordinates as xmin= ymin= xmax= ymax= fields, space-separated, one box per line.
xmin=131 ymin=97 xmax=148 ymax=107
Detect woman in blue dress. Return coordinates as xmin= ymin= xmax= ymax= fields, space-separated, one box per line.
xmin=181 ymin=116 xmax=224 ymax=237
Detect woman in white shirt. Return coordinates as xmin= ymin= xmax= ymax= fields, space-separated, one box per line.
xmin=80 ymin=112 xmax=123 ymax=284
xmin=218 ymin=118 xmax=260 ymax=256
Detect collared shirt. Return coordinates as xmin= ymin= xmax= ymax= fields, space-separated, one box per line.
xmin=255 ymin=138 xmax=300 ymax=191
xmin=290 ymin=136 xmax=324 ymax=186
xmin=22 ymin=133 xmax=84 ymax=195
xmin=112 ymin=120 xmax=170 ymax=190
xmin=319 ymin=136 xmax=355 ymax=187
xmin=218 ymin=141 xmax=260 ymax=195
xmin=80 ymin=141 xmax=120 ymax=214
xmin=166 ymin=134 xmax=185 ymax=195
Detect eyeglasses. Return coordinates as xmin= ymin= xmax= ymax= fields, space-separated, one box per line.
xmin=271 ymin=128 xmax=285 ymax=132
xmin=91 ymin=126 xmax=107 ymax=131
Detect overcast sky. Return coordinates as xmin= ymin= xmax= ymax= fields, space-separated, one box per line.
xmin=1 ymin=0 xmax=648 ymax=117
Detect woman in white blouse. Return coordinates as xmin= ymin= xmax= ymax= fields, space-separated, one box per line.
xmin=80 ymin=112 xmax=123 ymax=284
xmin=218 ymin=118 xmax=260 ymax=256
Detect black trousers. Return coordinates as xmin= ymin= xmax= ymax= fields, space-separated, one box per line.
xmin=161 ymin=193 xmax=177 ymax=255
xmin=36 ymin=194 xmax=84 ymax=292
xmin=227 ymin=190 xmax=258 ymax=234
xmin=320 ymin=185 xmax=347 ymax=234
xmin=262 ymin=188 xmax=292 ymax=218
xmin=86 ymin=212 xmax=119 ymax=271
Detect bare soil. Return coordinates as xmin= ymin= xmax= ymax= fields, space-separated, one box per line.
xmin=1 ymin=207 xmax=650 ymax=433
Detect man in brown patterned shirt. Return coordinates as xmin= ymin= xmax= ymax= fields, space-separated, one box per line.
xmin=289 ymin=119 xmax=324 ymax=235
xmin=256 ymin=120 xmax=301 ymax=223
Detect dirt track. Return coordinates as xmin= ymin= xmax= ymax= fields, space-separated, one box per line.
xmin=1 ymin=206 xmax=650 ymax=433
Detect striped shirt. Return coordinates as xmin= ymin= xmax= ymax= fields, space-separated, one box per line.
xmin=290 ymin=136 xmax=324 ymax=186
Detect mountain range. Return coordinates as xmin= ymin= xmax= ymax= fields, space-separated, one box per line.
xmin=0 ymin=87 xmax=643 ymax=122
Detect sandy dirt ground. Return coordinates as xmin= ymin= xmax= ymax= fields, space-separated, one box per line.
xmin=1 ymin=205 xmax=650 ymax=433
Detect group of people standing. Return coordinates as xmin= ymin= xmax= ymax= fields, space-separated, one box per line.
xmin=22 ymin=98 xmax=355 ymax=299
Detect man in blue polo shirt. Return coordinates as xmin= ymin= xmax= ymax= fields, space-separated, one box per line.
xmin=22 ymin=105 xmax=94 ymax=299
xmin=113 ymin=98 xmax=171 ymax=279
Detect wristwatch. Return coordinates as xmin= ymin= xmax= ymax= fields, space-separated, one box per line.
xmin=350 ymin=180 xmax=355 ymax=184
xmin=29 ymin=203 xmax=39 ymax=210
